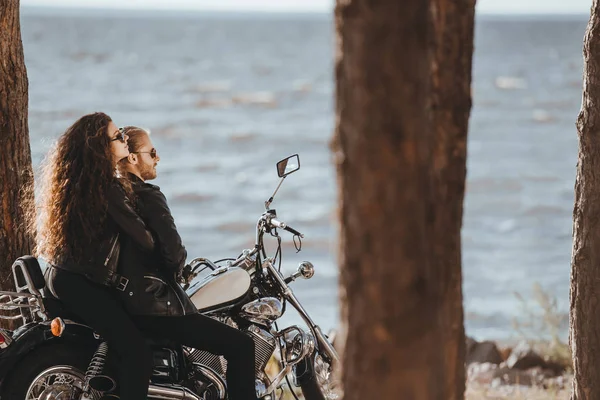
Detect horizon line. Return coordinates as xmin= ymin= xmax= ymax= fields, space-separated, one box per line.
xmin=19 ymin=4 xmax=591 ymax=17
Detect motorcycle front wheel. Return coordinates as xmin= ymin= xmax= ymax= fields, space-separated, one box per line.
xmin=295 ymin=351 xmax=342 ymax=400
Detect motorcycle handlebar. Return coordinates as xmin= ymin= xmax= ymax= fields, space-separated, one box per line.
xmin=270 ymin=218 xmax=304 ymax=238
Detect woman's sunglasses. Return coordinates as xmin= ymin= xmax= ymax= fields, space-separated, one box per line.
xmin=110 ymin=128 xmax=127 ymax=143
xmin=133 ymin=148 xmax=158 ymax=159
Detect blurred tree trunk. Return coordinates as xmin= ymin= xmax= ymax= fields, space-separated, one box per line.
xmin=333 ymin=0 xmax=474 ymax=398
xmin=570 ymin=2 xmax=600 ymax=398
xmin=430 ymin=0 xmax=476 ymax=399
xmin=0 ymin=0 xmax=35 ymax=301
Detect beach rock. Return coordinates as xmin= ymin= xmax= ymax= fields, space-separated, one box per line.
xmin=467 ymin=362 xmax=498 ymax=385
xmin=527 ymin=366 xmax=557 ymax=381
xmin=499 ymin=346 xmax=512 ymax=361
xmin=543 ymin=374 xmax=570 ymax=390
xmin=491 ymin=366 xmax=563 ymax=387
xmin=466 ymin=336 xmax=477 ymax=353
xmin=466 ymin=338 xmax=503 ymax=365
xmin=492 ymin=367 xmax=534 ymax=386
xmin=543 ymin=359 xmax=567 ymax=376
xmin=506 ymin=341 xmax=546 ymax=370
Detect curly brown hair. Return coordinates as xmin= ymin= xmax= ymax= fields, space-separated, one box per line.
xmin=36 ymin=112 xmax=118 ymax=265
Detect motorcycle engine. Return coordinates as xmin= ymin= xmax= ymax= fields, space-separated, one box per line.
xmin=246 ymin=324 xmax=277 ymax=375
xmin=185 ymin=347 xmax=227 ymax=376
xmin=185 ymin=324 xmax=276 ymax=377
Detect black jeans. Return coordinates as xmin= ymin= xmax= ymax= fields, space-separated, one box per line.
xmin=51 ymin=268 xmax=153 ymax=399
xmin=135 ymin=314 xmax=258 ymax=400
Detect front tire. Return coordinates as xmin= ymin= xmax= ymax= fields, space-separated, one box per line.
xmin=295 ymin=352 xmax=342 ymax=400
xmin=1 ymin=343 xmax=93 ymax=400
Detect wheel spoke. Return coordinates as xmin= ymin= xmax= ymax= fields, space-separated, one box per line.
xmin=26 ymin=366 xmax=85 ymax=400
xmin=314 ymin=354 xmax=342 ymax=400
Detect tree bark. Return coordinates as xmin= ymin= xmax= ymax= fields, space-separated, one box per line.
xmin=335 ymin=0 xmax=438 ymax=397
xmin=570 ymin=1 xmax=600 ymax=398
xmin=430 ymin=1 xmax=475 ymax=399
xmin=0 ymin=0 xmax=34 ymax=295
xmin=333 ymin=0 xmax=474 ymax=398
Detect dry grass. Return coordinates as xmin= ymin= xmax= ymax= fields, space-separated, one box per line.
xmin=512 ymin=283 xmax=571 ymax=370
xmin=276 ymin=381 xmax=572 ymax=399
xmin=466 ymin=382 xmax=571 ymax=399
xmin=462 ymin=283 xmax=573 ymax=399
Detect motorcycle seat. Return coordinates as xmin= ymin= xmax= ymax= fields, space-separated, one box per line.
xmin=9 ymin=256 xmax=86 ymax=324
xmin=12 ymin=257 xmax=183 ymax=348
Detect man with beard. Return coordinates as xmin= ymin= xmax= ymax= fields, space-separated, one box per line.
xmin=117 ymin=127 xmax=257 ymax=400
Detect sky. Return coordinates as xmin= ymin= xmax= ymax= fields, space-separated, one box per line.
xmin=20 ymin=0 xmax=593 ymax=15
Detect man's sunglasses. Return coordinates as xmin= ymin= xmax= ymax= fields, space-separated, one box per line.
xmin=133 ymin=148 xmax=157 ymax=159
xmin=110 ymin=128 xmax=127 ymax=143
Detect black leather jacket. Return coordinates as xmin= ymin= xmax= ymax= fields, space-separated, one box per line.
xmin=50 ymin=181 xmax=155 ymax=286
xmin=118 ymin=174 xmax=196 ymax=317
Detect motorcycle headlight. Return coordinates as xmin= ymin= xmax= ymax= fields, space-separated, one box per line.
xmin=241 ymin=297 xmax=283 ymax=325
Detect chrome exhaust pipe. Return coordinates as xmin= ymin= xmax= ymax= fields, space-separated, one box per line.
xmin=89 ymin=375 xmax=117 ymax=392
xmin=147 ymin=383 xmax=202 ymax=400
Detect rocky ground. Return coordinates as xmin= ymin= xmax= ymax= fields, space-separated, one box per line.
xmin=279 ymin=336 xmax=573 ymax=399
xmin=465 ymin=337 xmax=572 ymax=399
xmin=466 ymin=384 xmax=570 ymax=399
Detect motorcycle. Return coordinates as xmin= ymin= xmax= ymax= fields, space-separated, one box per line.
xmin=0 ymin=154 xmax=341 ymax=400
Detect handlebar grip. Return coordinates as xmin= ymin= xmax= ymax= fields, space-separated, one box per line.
xmin=284 ymin=225 xmax=303 ymax=237
xmin=271 ymin=218 xmax=304 ymax=238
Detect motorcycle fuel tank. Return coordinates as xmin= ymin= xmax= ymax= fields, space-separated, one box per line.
xmin=186 ymin=267 xmax=251 ymax=311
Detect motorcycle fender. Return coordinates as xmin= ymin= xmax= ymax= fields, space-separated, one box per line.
xmin=0 ymin=320 xmax=98 ymax=382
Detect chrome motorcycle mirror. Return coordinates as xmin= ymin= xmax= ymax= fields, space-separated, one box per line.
xmin=286 ymin=261 xmax=315 ymax=283
xmin=265 ymin=154 xmax=301 ymax=210
xmin=297 ymin=261 xmax=315 ymax=279
xmin=276 ymin=154 xmax=300 ymax=178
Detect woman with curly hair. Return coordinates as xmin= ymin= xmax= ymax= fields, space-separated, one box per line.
xmin=38 ymin=112 xmax=155 ymax=399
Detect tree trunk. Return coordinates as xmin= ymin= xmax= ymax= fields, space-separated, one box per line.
xmin=570 ymin=2 xmax=600 ymax=398
xmin=429 ymin=1 xmax=476 ymax=399
xmin=335 ymin=0 xmax=438 ymax=398
xmin=333 ymin=0 xmax=474 ymax=398
xmin=0 ymin=0 xmax=34 ymax=295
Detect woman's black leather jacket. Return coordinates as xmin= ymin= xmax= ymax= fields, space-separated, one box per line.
xmin=117 ymin=175 xmax=196 ymax=317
